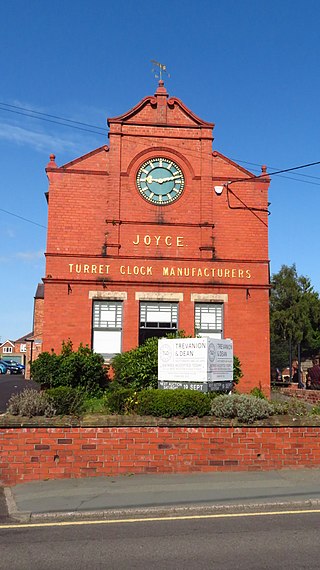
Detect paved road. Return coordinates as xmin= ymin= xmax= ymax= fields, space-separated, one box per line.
xmin=0 ymin=374 xmax=39 ymax=413
xmin=1 ymin=510 xmax=320 ymax=569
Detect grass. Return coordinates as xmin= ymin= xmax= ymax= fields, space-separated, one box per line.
xmin=83 ymin=395 xmax=110 ymax=414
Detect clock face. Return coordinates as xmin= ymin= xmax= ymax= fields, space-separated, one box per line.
xmin=136 ymin=157 xmax=185 ymax=205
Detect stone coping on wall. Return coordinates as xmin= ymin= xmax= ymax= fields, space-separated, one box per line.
xmin=1 ymin=388 xmax=320 ymax=429
xmin=1 ymin=413 xmax=320 ymax=428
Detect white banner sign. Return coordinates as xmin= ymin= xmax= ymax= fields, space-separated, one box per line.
xmin=158 ymin=337 xmax=233 ymax=383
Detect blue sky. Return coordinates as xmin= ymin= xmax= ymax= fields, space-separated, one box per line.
xmin=1 ymin=0 xmax=320 ymax=341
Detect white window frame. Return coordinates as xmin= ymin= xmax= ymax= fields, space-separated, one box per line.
xmin=92 ymin=300 xmax=123 ymax=360
xmin=195 ymin=303 xmax=223 ymax=338
xmin=140 ymin=301 xmax=178 ymax=330
xmin=3 ymin=346 xmax=13 ymax=354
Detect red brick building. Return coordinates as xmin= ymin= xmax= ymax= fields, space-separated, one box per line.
xmin=43 ymin=81 xmax=270 ymax=394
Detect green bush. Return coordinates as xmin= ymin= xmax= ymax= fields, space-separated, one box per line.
xmin=7 ymin=389 xmax=56 ymax=418
xmin=136 ymin=389 xmax=211 ymax=418
xmin=46 ymin=386 xmax=84 ymax=416
xmin=311 ymin=405 xmax=320 ymax=416
xmin=286 ymin=398 xmax=308 ymax=416
xmin=233 ymin=355 xmax=243 ymax=385
xmin=271 ymin=397 xmax=308 ymax=417
xmin=83 ymin=394 xmax=111 ymax=414
xmin=270 ymin=400 xmax=290 ymax=415
xmin=111 ymin=333 xmax=243 ymax=391
xmin=250 ymin=387 xmax=267 ymax=399
xmin=107 ymin=386 xmax=138 ymax=414
xmin=111 ymin=337 xmax=159 ymax=390
xmin=29 ymin=351 xmax=60 ymax=388
xmin=30 ymin=340 xmax=107 ymax=395
xmin=211 ymin=394 xmax=273 ymax=424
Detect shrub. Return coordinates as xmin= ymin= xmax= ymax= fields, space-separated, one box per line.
xmin=250 ymin=387 xmax=267 ymax=399
xmin=30 ymin=340 xmax=107 ymax=395
xmin=83 ymin=394 xmax=111 ymax=414
xmin=210 ymin=394 xmax=238 ymax=419
xmin=111 ymin=332 xmax=243 ymax=391
xmin=7 ymin=389 xmax=56 ymax=418
xmin=311 ymin=405 xmax=320 ymax=416
xmin=233 ymin=355 xmax=243 ymax=385
xmin=29 ymin=351 xmax=60 ymax=388
xmin=136 ymin=389 xmax=211 ymax=418
xmin=286 ymin=398 xmax=308 ymax=416
xmin=107 ymin=386 xmax=138 ymax=414
xmin=46 ymin=386 xmax=84 ymax=416
xmin=57 ymin=343 xmax=107 ymax=394
xmin=111 ymin=337 xmax=158 ymax=390
xmin=270 ymin=400 xmax=289 ymax=415
xmin=211 ymin=394 xmax=273 ymax=424
xmin=269 ymin=398 xmax=309 ymax=417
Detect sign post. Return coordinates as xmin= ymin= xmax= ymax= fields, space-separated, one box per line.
xmin=158 ymin=337 xmax=233 ymax=392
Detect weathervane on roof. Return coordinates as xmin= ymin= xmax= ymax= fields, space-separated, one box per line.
xmin=151 ymin=60 xmax=170 ymax=82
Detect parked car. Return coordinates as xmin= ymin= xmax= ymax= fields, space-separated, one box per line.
xmin=0 ymin=360 xmax=21 ymax=374
xmin=3 ymin=359 xmax=25 ymax=372
xmin=0 ymin=361 xmax=8 ymax=374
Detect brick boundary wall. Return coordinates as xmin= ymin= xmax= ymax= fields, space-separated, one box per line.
xmin=1 ymin=426 xmax=320 ymax=485
xmin=278 ymin=388 xmax=320 ymax=405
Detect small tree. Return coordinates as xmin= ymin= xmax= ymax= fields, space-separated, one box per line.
xmin=30 ymin=350 xmax=60 ymax=387
xmin=30 ymin=340 xmax=107 ymax=395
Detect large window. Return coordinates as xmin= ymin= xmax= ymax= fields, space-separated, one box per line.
xmin=3 ymin=346 xmax=13 ymax=354
xmin=92 ymin=301 xmax=123 ymax=359
xmin=139 ymin=302 xmax=178 ymax=345
xmin=195 ymin=303 xmax=223 ymax=338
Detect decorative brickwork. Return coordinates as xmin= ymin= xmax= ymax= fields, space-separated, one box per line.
xmin=1 ymin=426 xmax=319 ymax=485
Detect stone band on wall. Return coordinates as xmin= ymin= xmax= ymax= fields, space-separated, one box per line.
xmin=89 ymin=291 xmax=128 ymax=300
xmin=135 ymin=292 xmax=184 ymax=301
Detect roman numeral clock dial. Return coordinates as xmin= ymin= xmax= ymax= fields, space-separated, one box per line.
xmin=136 ymin=157 xmax=185 ymax=205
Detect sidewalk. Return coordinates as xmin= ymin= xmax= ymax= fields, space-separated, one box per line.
xmin=4 ymin=469 xmax=320 ymax=522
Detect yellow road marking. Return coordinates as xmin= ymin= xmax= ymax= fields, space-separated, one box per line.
xmin=1 ymin=508 xmax=320 ymax=529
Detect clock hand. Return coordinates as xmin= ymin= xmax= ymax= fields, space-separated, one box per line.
xmin=146 ymin=175 xmax=164 ymax=184
xmin=160 ymin=175 xmax=182 ymax=183
xmin=146 ymin=174 xmax=182 ymax=184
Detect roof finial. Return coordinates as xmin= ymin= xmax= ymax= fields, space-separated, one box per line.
xmin=151 ymin=60 xmax=170 ymax=85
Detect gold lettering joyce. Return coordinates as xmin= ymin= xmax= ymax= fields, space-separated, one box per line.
xmin=132 ymin=235 xmax=184 ymax=247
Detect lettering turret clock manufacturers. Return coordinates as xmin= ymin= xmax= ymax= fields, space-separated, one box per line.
xmin=136 ymin=157 xmax=185 ymax=205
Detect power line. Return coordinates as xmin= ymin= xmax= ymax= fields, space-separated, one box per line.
xmin=1 ymin=101 xmax=319 ymax=186
xmin=226 ymin=160 xmax=320 ymax=186
xmin=0 ymin=105 xmax=107 ymax=137
xmin=0 ymin=207 xmax=46 ymax=229
xmin=1 ymin=100 xmax=320 ymax=229
xmin=231 ymin=163 xmax=320 ymax=187
xmin=0 ymin=102 xmax=108 ymax=132
xmin=224 ymin=160 xmax=320 ymax=228
xmin=2 ymin=158 xmax=320 ymax=230
xmin=232 ymin=158 xmax=320 ymax=181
